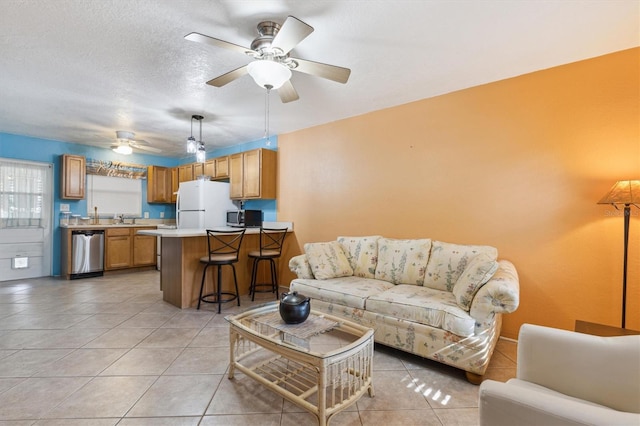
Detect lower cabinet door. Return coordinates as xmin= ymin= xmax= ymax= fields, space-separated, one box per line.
xmin=133 ymin=234 xmax=156 ymax=266
xmin=105 ymin=235 xmax=132 ymax=270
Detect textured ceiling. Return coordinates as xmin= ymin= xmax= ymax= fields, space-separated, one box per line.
xmin=0 ymin=0 xmax=637 ymax=159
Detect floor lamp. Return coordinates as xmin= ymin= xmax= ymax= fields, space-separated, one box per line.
xmin=598 ymin=180 xmax=640 ymax=328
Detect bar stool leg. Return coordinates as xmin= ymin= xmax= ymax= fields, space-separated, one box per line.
xmin=198 ymin=264 xmax=210 ymax=310
xmin=231 ymin=264 xmax=241 ymax=307
xmin=269 ymin=258 xmax=278 ymax=297
xmin=250 ymin=258 xmax=259 ymax=301
xmin=216 ymin=265 xmax=223 ymax=314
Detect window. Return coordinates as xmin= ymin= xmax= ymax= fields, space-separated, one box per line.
xmin=0 ymin=159 xmax=51 ymax=228
xmin=87 ymin=175 xmax=142 ymax=217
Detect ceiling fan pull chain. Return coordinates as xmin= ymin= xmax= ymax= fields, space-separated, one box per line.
xmin=264 ymin=86 xmax=271 ymax=145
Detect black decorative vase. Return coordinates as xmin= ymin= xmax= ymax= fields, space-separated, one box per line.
xmin=279 ymin=291 xmax=310 ymax=324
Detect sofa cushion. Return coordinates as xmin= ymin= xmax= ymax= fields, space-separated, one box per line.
xmin=290 ymin=276 xmax=394 ymax=310
xmin=337 ymin=235 xmax=381 ymax=278
xmin=424 ymin=241 xmax=498 ymax=291
xmin=452 ymin=253 xmax=499 ymax=311
xmin=375 ymin=238 xmax=431 ymax=285
xmin=366 ymin=285 xmax=476 ymax=337
xmin=304 ymin=241 xmax=353 ymax=280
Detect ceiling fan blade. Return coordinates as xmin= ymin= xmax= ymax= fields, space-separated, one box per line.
xmin=290 ymin=57 xmax=351 ymax=84
xmin=133 ymin=144 xmax=162 ymax=153
xmin=185 ymin=32 xmax=251 ymax=55
xmin=206 ymin=65 xmax=249 ymax=87
xmin=130 ymin=141 xmax=162 ymax=153
xmin=278 ymin=80 xmax=299 ymax=103
xmin=271 ymin=16 xmax=314 ymax=55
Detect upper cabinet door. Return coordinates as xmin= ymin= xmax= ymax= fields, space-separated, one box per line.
xmin=215 ymin=156 xmax=229 ymax=178
xmin=61 ymin=154 xmax=85 ymax=199
xmin=147 ymin=165 xmax=172 ymax=203
xmin=229 ymin=153 xmax=244 ymax=199
xmin=229 ymin=149 xmax=276 ymax=200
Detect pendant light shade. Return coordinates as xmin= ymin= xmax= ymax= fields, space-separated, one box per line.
xmin=186 ymin=136 xmax=196 ymax=154
xmin=196 ymin=142 xmax=206 ymax=163
xmin=247 ymin=60 xmax=292 ymax=90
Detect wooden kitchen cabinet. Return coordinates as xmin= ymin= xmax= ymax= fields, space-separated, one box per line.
xmin=60 ymin=154 xmax=86 ymax=199
xmin=203 ymin=159 xmax=216 ymax=178
xmin=177 ymin=164 xmax=194 ymax=183
xmin=192 ymin=162 xmax=204 ymax=177
xmin=61 ymin=226 xmax=156 ymax=278
xmin=105 ymin=226 xmax=156 ymax=270
xmin=171 ymin=167 xmax=179 ymax=203
xmin=229 ymin=153 xmax=243 ymax=198
xmin=215 ymin=156 xmax=229 ymax=178
xmin=229 ymin=148 xmax=276 ymax=199
xmin=133 ymin=227 xmax=156 ymax=266
xmin=147 ymin=165 xmax=172 ymax=203
xmin=105 ymin=227 xmax=132 ymax=270
xmin=204 ymin=156 xmax=229 ymax=180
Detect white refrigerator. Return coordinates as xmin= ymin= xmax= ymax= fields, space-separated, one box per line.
xmin=176 ymin=180 xmax=236 ymax=229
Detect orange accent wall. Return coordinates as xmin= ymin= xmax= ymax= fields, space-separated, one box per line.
xmin=277 ymin=48 xmax=640 ymax=339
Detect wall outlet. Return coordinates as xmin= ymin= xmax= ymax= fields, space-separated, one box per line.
xmin=160 ymin=212 xmax=164 ymax=218
xmin=60 ymin=204 xmax=70 ymax=212
xmin=144 ymin=212 xmax=149 ymax=219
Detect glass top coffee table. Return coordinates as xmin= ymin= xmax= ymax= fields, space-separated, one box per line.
xmin=226 ymin=302 xmax=374 ymax=426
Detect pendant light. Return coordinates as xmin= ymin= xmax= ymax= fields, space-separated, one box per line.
xmin=194 ymin=115 xmax=206 ymax=163
xmin=186 ymin=115 xmax=202 ymax=154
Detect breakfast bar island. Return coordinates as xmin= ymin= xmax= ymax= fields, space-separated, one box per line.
xmin=138 ymin=223 xmax=293 ymax=309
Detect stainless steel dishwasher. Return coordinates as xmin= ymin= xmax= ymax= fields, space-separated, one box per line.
xmin=71 ymin=230 xmax=104 ymax=279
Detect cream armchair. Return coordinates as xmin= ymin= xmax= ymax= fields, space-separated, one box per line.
xmin=479 ymin=323 xmax=640 ymax=426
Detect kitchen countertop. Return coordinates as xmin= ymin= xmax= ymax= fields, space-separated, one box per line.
xmin=137 ymin=221 xmax=293 ymax=237
xmin=60 ymin=223 xmax=165 ymax=229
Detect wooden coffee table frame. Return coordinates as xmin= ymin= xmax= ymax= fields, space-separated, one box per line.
xmin=226 ymin=303 xmax=375 ymax=426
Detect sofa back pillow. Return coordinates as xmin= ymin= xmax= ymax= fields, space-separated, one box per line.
xmin=375 ymin=238 xmax=431 ymax=285
xmin=424 ymin=241 xmax=498 ymax=291
xmin=304 ymin=241 xmax=354 ymax=280
xmin=452 ymin=253 xmax=500 ymax=311
xmin=337 ymin=235 xmax=381 ymax=278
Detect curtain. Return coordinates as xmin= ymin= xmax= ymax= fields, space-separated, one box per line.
xmin=0 ymin=158 xmax=51 ymax=228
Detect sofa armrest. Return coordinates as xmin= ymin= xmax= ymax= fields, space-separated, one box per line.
xmin=479 ymin=379 xmax=640 ymax=426
xmin=516 ymin=324 xmax=640 ymax=413
xmin=289 ymin=254 xmax=315 ymax=279
xmin=470 ymin=260 xmax=519 ymax=318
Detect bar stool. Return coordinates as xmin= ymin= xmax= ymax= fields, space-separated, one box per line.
xmin=248 ymin=227 xmax=288 ymax=301
xmin=197 ymin=228 xmax=246 ymax=313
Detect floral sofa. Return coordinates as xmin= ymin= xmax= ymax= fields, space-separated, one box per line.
xmin=288 ymin=236 xmax=520 ymax=383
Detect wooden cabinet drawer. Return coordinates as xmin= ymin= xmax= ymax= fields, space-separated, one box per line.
xmin=106 ymin=227 xmax=131 ymax=237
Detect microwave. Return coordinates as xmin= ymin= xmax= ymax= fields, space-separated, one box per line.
xmin=226 ymin=209 xmax=262 ymax=228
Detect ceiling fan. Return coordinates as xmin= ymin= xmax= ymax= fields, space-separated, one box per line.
xmin=111 ymin=131 xmax=162 ymax=155
xmin=185 ymin=15 xmax=351 ymax=103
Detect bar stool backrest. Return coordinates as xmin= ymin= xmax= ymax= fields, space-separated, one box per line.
xmin=258 ymin=227 xmax=288 ymax=257
xmin=205 ymin=229 xmax=246 ymax=263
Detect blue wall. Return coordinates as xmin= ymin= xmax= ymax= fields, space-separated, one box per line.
xmin=0 ymin=132 xmax=278 ymax=276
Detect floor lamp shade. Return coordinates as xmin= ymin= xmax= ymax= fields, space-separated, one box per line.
xmin=598 ymin=180 xmax=640 ymax=328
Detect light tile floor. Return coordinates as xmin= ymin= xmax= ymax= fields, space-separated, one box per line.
xmin=0 ymin=270 xmax=516 ymax=425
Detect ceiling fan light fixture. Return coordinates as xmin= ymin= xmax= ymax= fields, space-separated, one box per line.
xmin=247 ymin=60 xmax=292 ymax=90
xmin=113 ymin=144 xmax=133 ymax=155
